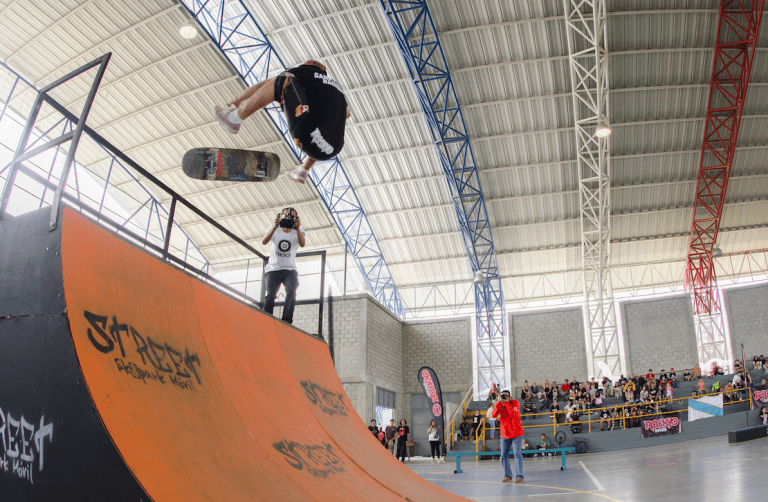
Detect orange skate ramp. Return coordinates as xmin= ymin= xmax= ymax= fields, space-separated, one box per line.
xmin=59 ymin=208 xmax=468 ymax=502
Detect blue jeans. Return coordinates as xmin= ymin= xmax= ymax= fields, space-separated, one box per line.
xmin=500 ymin=436 xmax=524 ymax=480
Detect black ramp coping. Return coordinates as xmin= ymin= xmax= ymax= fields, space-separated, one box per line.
xmin=0 ymin=207 xmax=149 ymax=502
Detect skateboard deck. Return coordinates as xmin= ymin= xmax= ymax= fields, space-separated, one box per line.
xmin=182 ymin=148 xmax=280 ymax=182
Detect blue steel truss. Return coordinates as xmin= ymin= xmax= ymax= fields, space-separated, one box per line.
xmin=181 ymin=0 xmax=404 ymax=318
xmin=380 ymin=0 xmax=507 ymax=393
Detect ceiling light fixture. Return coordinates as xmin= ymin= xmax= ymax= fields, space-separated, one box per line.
xmin=595 ymin=120 xmax=612 ymax=138
xmin=179 ymin=24 xmax=198 ymax=39
xmin=473 ymin=270 xmax=486 ymax=285
xmin=712 ymin=243 xmax=723 ymax=259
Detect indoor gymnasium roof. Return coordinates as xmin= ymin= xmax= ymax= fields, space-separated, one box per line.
xmin=1 ymin=0 xmax=766 ymax=316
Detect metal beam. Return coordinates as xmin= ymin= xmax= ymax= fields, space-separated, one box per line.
xmin=180 ymin=0 xmax=404 ymax=318
xmin=380 ymin=0 xmax=507 ymax=394
xmin=685 ymin=0 xmax=765 ymax=374
xmin=563 ymin=0 xmax=622 ymax=380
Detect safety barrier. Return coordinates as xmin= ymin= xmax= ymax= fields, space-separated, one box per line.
xmin=473 ymin=388 xmax=754 ymax=452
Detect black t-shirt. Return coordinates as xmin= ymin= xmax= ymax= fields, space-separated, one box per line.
xmin=649 ymin=388 xmax=659 ymax=399
xmin=473 ymin=414 xmax=481 ymax=424
xmin=600 ymin=411 xmax=610 ymax=420
xmin=282 ymin=64 xmax=347 ymax=160
xmin=659 ymin=374 xmax=668 ymax=382
xmin=397 ymin=425 xmax=410 ymax=441
xmin=368 ymin=425 xmax=377 ymax=435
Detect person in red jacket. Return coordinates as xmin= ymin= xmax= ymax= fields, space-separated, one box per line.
xmin=492 ymin=390 xmax=525 ymax=484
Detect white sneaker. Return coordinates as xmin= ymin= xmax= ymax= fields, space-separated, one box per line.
xmin=288 ymin=167 xmax=309 ymax=184
xmin=212 ymin=105 xmax=240 ymax=134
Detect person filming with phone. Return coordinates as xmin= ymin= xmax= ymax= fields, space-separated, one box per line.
xmin=492 ymin=390 xmax=525 ymax=484
xmin=262 ymin=207 xmax=305 ymax=324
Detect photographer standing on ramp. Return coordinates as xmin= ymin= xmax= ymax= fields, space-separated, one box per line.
xmin=492 ymin=390 xmax=525 ymax=484
xmin=262 ymin=207 xmax=305 ymax=324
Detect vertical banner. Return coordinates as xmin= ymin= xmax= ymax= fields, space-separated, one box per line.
xmin=418 ymin=367 xmax=446 ymax=454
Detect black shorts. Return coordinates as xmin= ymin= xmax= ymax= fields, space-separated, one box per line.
xmin=274 ymin=68 xmax=346 ymax=161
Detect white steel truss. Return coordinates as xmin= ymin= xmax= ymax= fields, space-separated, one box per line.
xmin=563 ymin=0 xmax=621 ymax=379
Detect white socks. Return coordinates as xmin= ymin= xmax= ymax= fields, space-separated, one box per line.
xmin=227 ymin=109 xmax=242 ymax=124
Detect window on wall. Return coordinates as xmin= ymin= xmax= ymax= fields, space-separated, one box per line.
xmin=375 ymin=388 xmax=396 ymax=428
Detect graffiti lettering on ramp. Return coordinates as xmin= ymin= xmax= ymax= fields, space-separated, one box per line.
xmin=273 ymin=440 xmax=346 ymax=478
xmin=300 ymin=381 xmax=347 ymax=416
xmin=0 ymin=406 xmax=54 ymax=485
xmin=84 ymin=311 xmax=202 ymax=392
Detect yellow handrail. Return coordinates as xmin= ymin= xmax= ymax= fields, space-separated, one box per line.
xmin=445 ymin=384 xmax=475 ymax=448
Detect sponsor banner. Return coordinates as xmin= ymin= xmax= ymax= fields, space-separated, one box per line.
xmin=640 ymin=415 xmax=682 ymax=438
xmin=418 ymin=367 xmax=445 ymax=454
xmin=752 ymin=387 xmax=768 ymax=409
xmin=688 ymin=393 xmax=723 ymax=422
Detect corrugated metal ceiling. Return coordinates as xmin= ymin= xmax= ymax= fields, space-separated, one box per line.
xmin=0 ymin=0 xmax=766 ymax=313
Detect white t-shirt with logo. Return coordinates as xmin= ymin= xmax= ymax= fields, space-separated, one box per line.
xmin=265 ymin=227 xmax=305 ymax=273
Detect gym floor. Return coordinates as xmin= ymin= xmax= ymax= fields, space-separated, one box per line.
xmin=405 ymin=435 xmax=767 ymax=501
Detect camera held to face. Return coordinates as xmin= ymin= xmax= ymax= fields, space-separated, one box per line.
xmin=279 ymin=212 xmax=296 ymax=229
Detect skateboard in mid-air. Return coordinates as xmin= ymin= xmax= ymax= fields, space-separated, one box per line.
xmin=182 ymin=148 xmax=281 ymax=182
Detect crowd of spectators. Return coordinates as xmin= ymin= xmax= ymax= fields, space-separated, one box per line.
xmin=488 ymin=357 xmax=767 ymax=434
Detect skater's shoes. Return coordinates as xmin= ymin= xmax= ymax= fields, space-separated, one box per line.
xmin=288 ymin=167 xmax=309 ymax=184
xmin=212 ymin=105 xmax=240 ymax=134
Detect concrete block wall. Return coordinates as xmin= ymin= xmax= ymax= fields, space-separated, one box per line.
xmin=401 ymin=318 xmax=473 ymax=430
xmin=723 ymin=283 xmax=768 ymax=359
xmin=620 ymin=294 xmax=698 ymax=375
xmin=508 ymin=307 xmax=587 ymax=388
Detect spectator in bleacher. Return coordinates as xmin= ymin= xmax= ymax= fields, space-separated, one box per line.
xmin=522 ymin=395 xmax=536 ymax=418
xmin=570 ymin=413 xmax=582 ymax=434
xmin=670 ymin=368 xmax=678 ymax=388
xmin=648 ymin=381 xmax=659 ymax=401
xmin=622 ymin=380 xmax=636 ymax=403
xmin=760 ymin=407 xmax=768 ymax=425
xmin=711 ymin=362 xmax=724 ymax=376
xmin=594 ymin=389 xmax=604 ymax=408
xmin=550 ymin=401 xmax=562 ymax=423
xmin=551 ymin=381 xmax=561 ymax=402
xmin=625 ymin=390 xmax=635 ymax=404
xmin=711 ymin=380 xmax=722 ymax=394
xmin=611 ymin=406 xmax=622 ymax=430
xmin=599 ymin=407 xmax=611 ymax=431
xmin=396 ymin=419 xmax=410 ymax=462
xmin=683 ymin=368 xmax=692 ymax=381
xmin=612 ymin=379 xmax=623 ymax=397
xmin=601 ymin=377 xmax=613 ymax=397
xmin=486 ymin=402 xmax=496 ymax=439
xmin=472 ymin=410 xmax=482 ymax=438
xmin=564 ymin=399 xmax=576 ymax=422
xmin=487 ymin=383 xmax=499 ymax=402
xmin=492 ymin=389 xmax=525 ymax=484
xmin=630 ymin=408 xmax=641 ymax=428
xmin=646 ymin=369 xmax=656 ymax=383
xmin=733 ymin=370 xmax=743 ymax=387
xmin=753 ymin=356 xmax=760 ymax=370
xmin=427 ymin=419 xmax=441 ymax=463
xmin=691 ymin=390 xmax=698 ymax=397
xmin=531 ymin=382 xmax=540 ymax=395
xmin=561 ymin=379 xmax=571 ymax=394
xmin=571 ymin=377 xmax=580 ymax=390
xmin=659 ymin=370 xmax=668 ymax=384
xmin=521 ymin=381 xmax=532 ymax=402
xmin=723 ymin=382 xmax=736 ymax=403
xmin=536 ymin=434 xmax=551 ymax=457
xmin=664 ymin=381 xmax=674 ymax=400
xmin=639 ymin=385 xmax=649 ymax=403
xmin=693 ymin=364 xmax=702 ymax=379
xmin=368 ymin=419 xmax=378 ymax=436
xmin=761 ymin=378 xmax=767 ymax=388
xmin=539 ymin=381 xmax=552 ymax=411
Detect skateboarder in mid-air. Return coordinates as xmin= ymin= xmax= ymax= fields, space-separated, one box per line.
xmin=213 ymin=60 xmax=351 ymax=184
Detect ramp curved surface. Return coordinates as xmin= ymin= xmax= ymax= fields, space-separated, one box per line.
xmin=55 ymin=208 xmax=468 ymax=502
